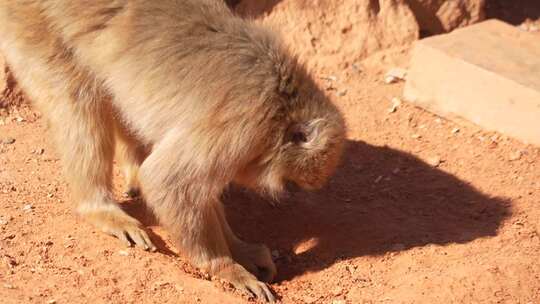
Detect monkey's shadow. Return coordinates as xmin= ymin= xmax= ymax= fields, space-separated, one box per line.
xmin=222 ymin=140 xmax=511 ymax=281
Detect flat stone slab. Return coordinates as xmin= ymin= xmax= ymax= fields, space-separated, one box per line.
xmin=404 ymin=19 xmax=540 ymax=146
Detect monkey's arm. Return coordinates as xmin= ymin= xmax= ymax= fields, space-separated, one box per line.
xmin=137 ymin=130 xmax=275 ymax=302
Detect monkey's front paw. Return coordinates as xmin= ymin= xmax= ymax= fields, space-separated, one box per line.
xmin=218 ymin=262 xmax=276 ymax=302
xmin=82 ymin=207 xmax=156 ymax=251
xmin=234 ymin=243 xmax=277 ymax=283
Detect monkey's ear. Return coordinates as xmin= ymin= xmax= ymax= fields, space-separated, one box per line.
xmin=288 ymin=123 xmax=308 ymax=144
xmin=288 ymin=118 xmax=327 ymax=150
xmin=291 ymin=129 xmax=308 ymax=144
xmin=288 ymin=120 xmax=321 ymax=145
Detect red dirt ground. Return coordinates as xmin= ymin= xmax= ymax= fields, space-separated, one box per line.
xmin=1 ymin=2 xmax=539 ymax=304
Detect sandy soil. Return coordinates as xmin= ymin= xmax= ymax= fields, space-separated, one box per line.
xmin=1 ymin=2 xmax=540 ymax=304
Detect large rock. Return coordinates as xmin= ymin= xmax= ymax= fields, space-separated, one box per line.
xmin=236 ymin=0 xmax=419 ymax=68
xmin=408 ymin=0 xmax=486 ymax=34
xmin=231 ymin=0 xmax=486 ymax=66
xmin=404 ymin=20 xmax=540 ymax=146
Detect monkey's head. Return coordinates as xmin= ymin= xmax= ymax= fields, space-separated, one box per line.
xmin=277 ymin=114 xmax=345 ymax=192
xmin=235 ymin=63 xmax=346 ymax=198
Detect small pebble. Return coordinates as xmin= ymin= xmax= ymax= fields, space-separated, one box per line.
xmin=331 ymin=286 xmax=343 ymax=296
xmin=271 ymin=250 xmax=280 ymax=259
xmin=33 ymin=148 xmax=45 ymax=155
xmin=47 ymin=300 xmax=56 ymax=304
xmin=451 ymin=128 xmax=460 ymax=134
xmin=321 ymin=75 xmax=338 ymax=82
xmin=2 ymin=137 xmax=15 ymax=144
xmin=411 ymin=134 xmax=422 ymax=139
xmin=3 ymin=284 xmax=14 ymax=289
xmin=337 ymin=89 xmax=348 ymax=97
xmin=22 ymin=204 xmax=34 ymax=212
xmin=388 ymin=97 xmax=402 ymax=113
xmin=427 ymin=156 xmax=441 ymax=167
xmin=509 ymin=151 xmax=522 ymax=161
xmin=118 ymin=250 xmax=129 ymax=256
xmin=384 ymin=68 xmax=407 ymax=84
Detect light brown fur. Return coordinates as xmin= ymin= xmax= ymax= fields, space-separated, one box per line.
xmin=0 ymin=0 xmax=345 ymax=301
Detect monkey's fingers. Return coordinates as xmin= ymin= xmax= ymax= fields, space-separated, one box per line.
xmin=124 ymin=226 xmax=157 ymax=251
xmin=95 ymin=214 xmax=157 ymax=251
xmin=241 ymin=281 xmax=276 ymax=303
xmin=103 ymin=227 xmax=156 ymax=251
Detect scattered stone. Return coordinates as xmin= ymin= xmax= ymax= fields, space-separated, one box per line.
xmin=118 ymin=250 xmax=129 ymax=256
xmin=15 ymin=117 xmax=25 ymax=123
xmin=337 ymin=89 xmax=348 ymax=97
xmin=32 ymin=148 xmax=45 ymax=155
xmin=351 ymin=63 xmax=362 ymax=73
xmin=388 ymin=97 xmax=402 ymax=113
xmin=384 ymin=68 xmax=407 ymax=84
xmin=427 ymin=156 xmax=442 ymax=167
xmin=411 ymin=134 xmax=422 ymax=139
xmin=3 ymin=283 xmax=14 ymax=289
xmin=2 ymin=137 xmax=15 ymax=145
xmin=22 ymin=204 xmax=34 ymax=212
xmin=322 ymin=75 xmax=338 ymax=82
xmin=509 ymin=151 xmax=522 ymax=161
xmin=488 ymin=141 xmax=498 ymax=149
xmin=392 ymin=168 xmax=401 ymax=174
xmin=331 ymin=286 xmax=343 ymax=296
xmin=374 ymin=175 xmax=383 ymax=183
xmin=293 ymin=238 xmax=318 ymax=255
xmin=271 ymin=250 xmax=280 ymax=260
xmin=47 ymin=300 xmax=57 ymax=304
xmin=451 ymin=127 xmax=460 ymax=134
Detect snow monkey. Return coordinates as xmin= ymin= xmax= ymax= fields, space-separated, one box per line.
xmin=0 ymin=0 xmax=345 ymax=301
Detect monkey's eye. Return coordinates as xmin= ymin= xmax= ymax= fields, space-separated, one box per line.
xmin=291 ymin=131 xmax=307 ymax=143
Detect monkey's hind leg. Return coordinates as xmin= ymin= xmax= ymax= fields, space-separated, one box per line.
xmin=114 ymin=121 xmax=148 ymax=198
xmin=50 ymin=96 xmax=155 ymax=251
xmin=2 ymin=44 xmax=155 ymax=251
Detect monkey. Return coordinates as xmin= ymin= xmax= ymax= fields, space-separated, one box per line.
xmin=0 ymin=0 xmax=345 ymax=301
